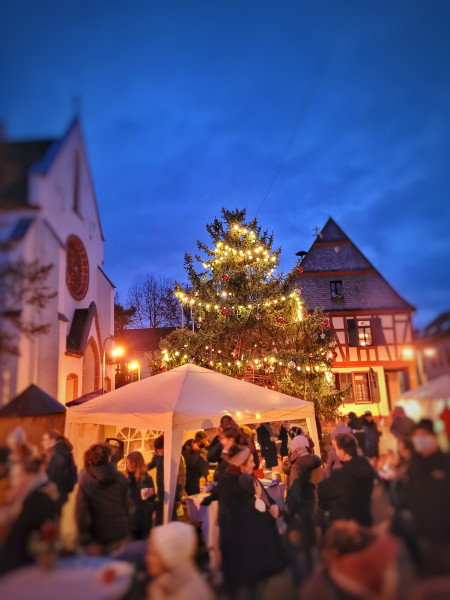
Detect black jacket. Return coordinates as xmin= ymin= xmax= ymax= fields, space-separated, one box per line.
xmin=127 ymin=472 xmax=156 ymax=539
xmin=183 ymin=448 xmax=209 ymax=495
xmin=0 ymin=482 xmax=58 ymax=574
xmin=207 ymin=435 xmax=223 ymax=464
xmin=257 ymin=424 xmax=277 ymax=469
xmin=46 ymin=440 xmax=77 ymax=510
xmin=362 ymin=419 xmax=381 ymax=458
xmin=318 ymin=455 xmax=375 ymax=526
xmin=285 ymin=452 xmax=321 ymax=517
xmin=408 ymin=450 xmax=450 ymax=543
xmin=213 ymin=467 xmax=287 ymax=593
xmin=278 ymin=426 xmax=289 ymax=457
xmin=75 ymin=462 xmax=131 ymax=546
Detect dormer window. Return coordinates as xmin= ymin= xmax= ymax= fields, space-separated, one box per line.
xmin=330 ymin=280 xmax=343 ymax=299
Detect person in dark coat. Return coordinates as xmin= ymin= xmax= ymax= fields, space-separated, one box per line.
xmin=206 ymin=414 xmax=237 ymax=464
xmin=0 ymin=455 xmax=58 ymax=574
xmin=362 ymin=410 xmax=382 ymax=459
xmin=408 ymin=419 xmax=450 ymax=575
xmin=183 ymin=431 xmax=209 ymax=496
xmin=75 ymin=443 xmax=131 ymax=551
xmin=278 ymin=421 xmax=290 ymax=458
xmin=257 ymin=422 xmax=278 ymax=469
xmin=346 ymin=412 xmax=367 ymax=455
xmin=204 ymin=446 xmax=290 ymax=598
xmin=41 ymin=429 xmax=77 ymax=513
xmin=126 ymin=451 xmax=156 ymax=539
xmin=390 ymin=406 xmax=415 ymax=440
xmin=318 ymin=433 xmax=376 ymax=526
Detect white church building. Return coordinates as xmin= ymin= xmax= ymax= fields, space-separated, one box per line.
xmin=0 ymin=119 xmax=115 ymax=406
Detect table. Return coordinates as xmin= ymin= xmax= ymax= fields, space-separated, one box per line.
xmin=0 ymin=555 xmax=134 ymax=600
xmin=259 ymin=480 xmax=286 ymax=509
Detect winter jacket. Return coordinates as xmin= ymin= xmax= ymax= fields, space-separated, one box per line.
xmin=0 ymin=477 xmax=58 ymax=574
xmin=362 ymin=419 xmax=381 ymax=458
xmin=46 ymin=440 xmax=77 ymax=511
xmin=75 ymin=462 xmax=131 ymax=546
xmin=347 ymin=417 xmax=367 ymax=455
xmin=285 ymin=451 xmax=321 ymax=518
xmin=318 ymin=456 xmax=376 ymax=526
xmin=408 ymin=450 xmax=450 ymax=543
xmin=206 ymin=435 xmax=223 ymax=464
xmin=213 ymin=466 xmax=287 ymax=594
xmin=183 ymin=448 xmax=209 ymax=496
xmin=257 ymin=423 xmax=277 ymax=469
xmin=127 ymin=472 xmax=156 ymax=539
xmin=390 ymin=416 xmax=415 ymax=439
xmin=278 ymin=426 xmax=289 ymax=457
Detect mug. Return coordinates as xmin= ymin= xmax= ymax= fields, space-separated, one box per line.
xmin=141 ymin=487 xmax=153 ymax=500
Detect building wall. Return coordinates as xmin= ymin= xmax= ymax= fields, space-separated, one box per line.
xmin=0 ymin=122 xmax=114 ymax=406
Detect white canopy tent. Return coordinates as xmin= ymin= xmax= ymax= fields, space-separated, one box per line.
xmin=66 ymin=363 xmax=319 ymax=521
xmin=396 ymin=374 xmax=450 ymax=422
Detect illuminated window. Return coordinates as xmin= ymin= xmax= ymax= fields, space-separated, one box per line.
xmin=357 ymin=320 xmax=372 ymax=346
xmin=353 ymin=372 xmax=371 ymax=403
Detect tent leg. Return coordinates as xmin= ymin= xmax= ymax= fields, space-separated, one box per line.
xmin=305 ymin=415 xmax=320 ymax=457
xmin=163 ymin=429 xmax=184 ymax=524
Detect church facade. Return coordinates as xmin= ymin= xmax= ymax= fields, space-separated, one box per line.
xmin=0 ymin=120 xmax=115 ymax=406
xmin=296 ymin=218 xmax=417 ymax=417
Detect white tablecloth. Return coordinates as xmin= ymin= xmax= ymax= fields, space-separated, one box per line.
xmin=0 ymin=556 xmax=134 ymax=600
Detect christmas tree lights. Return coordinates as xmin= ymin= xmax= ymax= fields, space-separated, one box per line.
xmin=153 ymin=208 xmax=344 ymax=420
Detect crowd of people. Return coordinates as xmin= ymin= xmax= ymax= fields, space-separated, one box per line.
xmin=0 ymin=406 xmax=449 ymax=599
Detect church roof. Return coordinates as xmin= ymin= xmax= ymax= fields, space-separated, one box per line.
xmin=297 ymin=217 xmax=414 ymax=312
xmin=66 ymin=301 xmax=97 ymax=355
xmin=0 ymin=139 xmax=56 ymax=208
xmin=0 ymin=384 xmax=65 ymax=417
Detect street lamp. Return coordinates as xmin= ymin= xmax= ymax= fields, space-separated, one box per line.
xmin=102 ymin=336 xmax=124 ymax=394
xmin=128 ymin=361 xmax=141 ymax=382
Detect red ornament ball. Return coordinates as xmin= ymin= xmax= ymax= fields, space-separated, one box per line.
xmin=247 ymin=364 xmax=254 ymax=371
xmin=332 ymin=351 xmax=338 ymax=358
xmin=222 ymin=273 xmax=229 ymax=281
xmin=322 ymin=320 xmax=329 ymax=328
xmin=221 ymin=308 xmax=228 ymax=316
xmin=158 ymin=364 xmax=165 ymax=371
xmin=297 ymin=266 xmax=304 ymax=274
xmin=277 ymin=317 xmax=285 ymax=324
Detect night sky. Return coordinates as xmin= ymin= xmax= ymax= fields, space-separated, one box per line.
xmin=1 ymin=1 xmax=449 ymax=329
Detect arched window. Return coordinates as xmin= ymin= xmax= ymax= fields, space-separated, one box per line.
xmin=83 ymin=337 xmax=100 ymax=395
xmin=65 ymin=373 xmax=78 ymax=404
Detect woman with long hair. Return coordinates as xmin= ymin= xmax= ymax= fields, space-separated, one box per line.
xmin=126 ymin=451 xmax=156 ymax=539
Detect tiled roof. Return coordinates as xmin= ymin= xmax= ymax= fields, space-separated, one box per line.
xmin=296 ymin=217 xmax=414 ymax=312
xmin=116 ymin=327 xmax=176 ymax=353
xmin=419 ymin=311 xmax=450 ymax=338
xmin=0 ymin=139 xmax=55 ymax=208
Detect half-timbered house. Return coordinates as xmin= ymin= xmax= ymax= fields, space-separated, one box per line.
xmin=296 ymin=218 xmax=418 ymax=417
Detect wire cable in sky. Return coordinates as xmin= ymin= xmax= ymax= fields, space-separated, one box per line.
xmin=254 ymin=4 xmax=350 ymax=218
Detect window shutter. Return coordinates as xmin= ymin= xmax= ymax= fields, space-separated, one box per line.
xmin=369 ymin=368 xmax=380 ymax=403
xmin=339 ymin=372 xmax=354 ymax=403
xmin=347 ymin=318 xmax=358 ymax=346
xmin=372 ymin=317 xmax=385 ymax=346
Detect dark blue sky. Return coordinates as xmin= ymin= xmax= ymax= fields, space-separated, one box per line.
xmin=1 ymin=0 xmax=449 ymax=329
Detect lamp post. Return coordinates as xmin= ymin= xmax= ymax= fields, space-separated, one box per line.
xmin=128 ymin=361 xmax=141 ymax=382
xmin=102 ymin=336 xmax=124 ymax=394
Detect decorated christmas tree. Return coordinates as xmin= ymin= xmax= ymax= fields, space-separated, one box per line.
xmin=154 ymin=208 xmax=344 ymax=420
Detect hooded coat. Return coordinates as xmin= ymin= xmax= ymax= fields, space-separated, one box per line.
xmin=75 ymin=462 xmax=131 ymax=546
xmin=46 ymin=439 xmax=77 ymax=511
xmin=318 ymin=456 xmax=376 ymax=526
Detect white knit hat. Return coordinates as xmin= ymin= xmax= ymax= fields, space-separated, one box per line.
xmin=150 ymin=522 xmax=197 ymax=569
xmin=289 ymin=435 xmax=309 ymax=453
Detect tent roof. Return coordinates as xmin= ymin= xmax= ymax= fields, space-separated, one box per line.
xmin=0 ymin=384 xmax=66 ymax=418
xmin=399 ymin=374 xmax=450 ymax=402
xmin=67 ymin=363 xmax=315 ymax=431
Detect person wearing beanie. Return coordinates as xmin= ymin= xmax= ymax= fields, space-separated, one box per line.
xmin=283 ymin=435 xmax=321 ymax=575
xmin=407 ymin=419 xmax=450 ymax=575
xmin=299 ymin=520 xmax=400 ymax=600
xmin=146 ymin=522 xmax=215 ymax=600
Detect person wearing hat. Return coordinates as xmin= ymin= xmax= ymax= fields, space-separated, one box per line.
xmin=362 ymin=410 xmax=382 ymax=461
xmin=407 ymin=419 xmax=450 ymax=576
xmin=146 ymin=521 xmax=215 ymax=600
xmin=284 ymin=435 xmax=321 ymax=575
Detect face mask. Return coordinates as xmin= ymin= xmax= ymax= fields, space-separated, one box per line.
xmin=413 ymin=435 xmax=435 ymax=454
